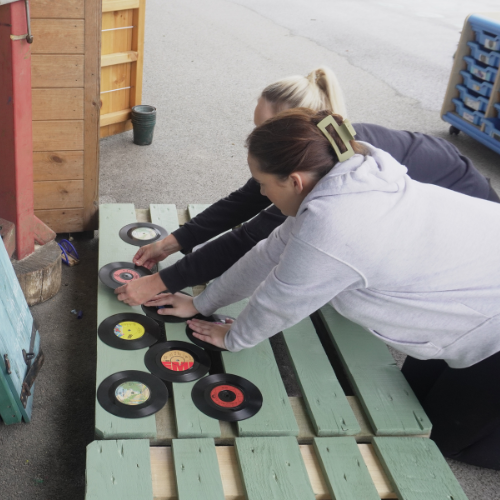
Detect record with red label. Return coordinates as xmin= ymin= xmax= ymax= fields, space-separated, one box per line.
xmin=185 ymin=314 xmax=235 ymax=351
xmin=119 ymin=222 xmax=169 ymax=247
xmin=142 ymin=291 xmax=194 ymax=324
xmin=144 ymin=341 xmax=210 ymax=382
xmin=191 ymin=373 xmax=262 ymax=422
xmin=99 ymin=261 xmax=152 ymax=290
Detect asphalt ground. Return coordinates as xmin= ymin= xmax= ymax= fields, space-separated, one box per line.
xmin=1 ymin=1 xmax=499 ymax=498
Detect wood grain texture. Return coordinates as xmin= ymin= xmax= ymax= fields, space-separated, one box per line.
xmin=130 ymin=0 xmax=145 ymax=108
xmin=313 ymin=437 xmax=380 ymax=500
xmin=35 ymin=208 xmax=84 ymax=233
xmin=101 ymin=50 xmax=138 ymax=67
xmin=86 ymin=440 xmax=153 ymax=500
xmin=318 ymin=306 xmax=432 ymax=436
xmin=95 ymin=204 xmax=157 ymax=440
xmin=33 ymin=120 xmax=84 ymax=151
xmin=32 ymin=89 xmax=84 ymax=120
xmin=100 ymin=109 xmax=132 ymax=126
xmin=172 ymin=439 xmax=225 ymax=500
xmin=372 ymin=437 xmax=469 ymax=500
xmin=34 ymin=180 xmax=84 ymax=210
xmin=31 ymin=0 xmax=84 ymax=19
xmin=235 ymin=437 xmax=315 ymax=500
xmin=32 ymin=55 xmax=84 ymax=88
xmin=102 ymin=0 xmax=140 ymax=12
xmin=100 ymin=120 xmax=132 ymax=138
xmin=283 ymin=317 xmax=361 ymax=436
xmin=33 ymin=151 xmax=84 ymax=181
xmin=31 ymin=19 xmax=85 ymax=54
xmin=101 ymin=10 xmax=134 ymax=56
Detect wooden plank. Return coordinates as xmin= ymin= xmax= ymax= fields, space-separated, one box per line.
xmin=33 ymin=120 xmax=84 ymax=151
xmin=35 ymin=208 xmax=84 ymax=233
xmin=100 ymin=120 xmax=133 ymax=138
xmin=101 ymin=51 xmax=138 ymax=67
xmin=31 ymin=55 xmax=84 ymax=88
xmin=235 ymin=437 xmax=315 ymax=500
xmin=313 ymin=437 xmax=380 ymax=500
xmin=172 ymin=439 xmax=225 ymax=500
xmin=130 ymin=0 xmax=146 ymax=108
xmin=83 ymin=0 xmax=101 ymax=231
xmin=101 ymin=10 xmax=134 ymax=56
xmin=318 ymin=306 xmax=432 ymax=436
xmin=33 ymin=151 xmax=84 ymax=181
xmin=31 ymin=19 xmax=85 ymax=54
xmin=373 ymin=437 xmax=468 ymax=500
xmin=86 ymin=440 xmax=153 ymax=500
xmin=102 ymin=0 xmax=140 ymax=12
xmin=33 ymin=180 xmax=84 ymax=210
xmin=31 ymin=0 xmax=84 ymax=19
xmin=95 ymin=204 xmax=157 ymax=440
xmin=100 ymin=109 xmax=132 ymax=127
xmin=283 ymin=317 xmax=361 ymax=436
xmin=32 ymin=89 xmax=84 ymax=120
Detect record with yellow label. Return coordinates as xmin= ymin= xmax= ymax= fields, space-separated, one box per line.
xmin=98 ymin=313 xmax=163 ymax=350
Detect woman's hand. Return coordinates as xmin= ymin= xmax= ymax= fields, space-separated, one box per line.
xmin=114 ymin=273 xmax=166 ymax=306
xmin=144 ymin=292 xmax=199 ymax=318
xmin=186 ymin=318 xmax=233 ymax=350
xmin=133 ymin=234 xmax=182 ymax=269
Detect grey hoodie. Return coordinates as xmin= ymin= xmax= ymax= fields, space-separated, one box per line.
xmin=193 ymin=144 xmax=500 ymax=368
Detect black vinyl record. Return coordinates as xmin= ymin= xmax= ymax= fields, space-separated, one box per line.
xmin=97 ymin=370 xmax=168 ymax=419
xmin=99 ymin=261 xmax=152 ymax=290
xmin=141 ymin=291 xmax=194 ymax=324
xmin=144 ymin=341 xmax=210 ymax=383
xmin=191 ymin=373 xmax=263 ymax=422
xmin=185 ymin=314 xmax=235 ymax=352
xmin=98 ymin=313 xmax=163 ymax=350
xmin=119 ymin=222 xmax=169 ymax=247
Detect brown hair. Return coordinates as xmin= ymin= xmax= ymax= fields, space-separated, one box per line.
xmin=246 ymin=108 xmax=369 ymax=180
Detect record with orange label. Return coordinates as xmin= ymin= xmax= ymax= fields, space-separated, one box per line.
xmin=99 ymin=261 xmax=152 ymax=290
xmin=144 ymin=341 xmax=210 ymax=382
xmin=191 ymin=373 xmax=262 ymax=422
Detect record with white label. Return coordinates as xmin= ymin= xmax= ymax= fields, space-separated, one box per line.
xmin=119 ymin=222 xmax=168 ymax=247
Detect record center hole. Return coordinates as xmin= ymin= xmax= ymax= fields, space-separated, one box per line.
xmin=218 ymin=390 xmax=236 ymax=403
xmin=120 ymin=272 xmax=134 ymax=280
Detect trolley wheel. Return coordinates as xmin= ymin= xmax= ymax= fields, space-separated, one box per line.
xmin=449 ymin=126 xmax=461 ymax=136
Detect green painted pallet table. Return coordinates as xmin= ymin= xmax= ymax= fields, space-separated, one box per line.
xmin=85 ymin=436 xmax=468 ymax=500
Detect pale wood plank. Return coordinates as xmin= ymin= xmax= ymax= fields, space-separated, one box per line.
xmin=35 ymin=208 xmax=84 ymax=233
xmin=34 ymin=180 xmax=84 ymax=210
xmin=33 ymin=120 xmax=84 ymax=151
xmin=32 ymin=55 xmax=84 ymax=88
xmin=100 ymin=108 xmax=132 ymax=126
xmin=102 ymin=0 xmax=140 ymax=12
xmin=30 ymin=0 xmax=84 ymax=19
xmin=32 ymin=89 xmax=84 ymax=120
xmin=318 ymin=306 xmax=432 ymax=436
xmin=373 ymin=437 xmax=468 ymax=500
xmin=130 ymin=0 xmax=146 ymax=108
xmin=172 ymin=439 xmax=225 ymax=500
xmin=100 ymin=120 xmax=133 ymax=137
xmin=33 ymin=151 xmax=84 ymax=181
xmin=102 ymin=25 xmax=134 ymax=56
xmin=101 ymin=50 xmax=138 ymax=67
xmin=31 ymin=19 xmax=84 ymax=54
xmin=86 ymin=440 xmax=153 ymax=500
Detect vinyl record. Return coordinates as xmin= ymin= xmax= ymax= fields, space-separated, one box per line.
xmin=99 ymin=261 xmax=152 ymax=290
xmin=144 ymin=341 xmax=210 ymax=382
xmin=141 ymin=291 xmax=194 ymax=324
xmin=98 ymin=313 xmax=162 ymax=350
xmin=97 ymin=370 xmax=168 ymax=419
xmin=185 ymin=314 xmax=235 ymax=352
xmin=191 ymin=373 xmax=262 ymax=422
xmin=119 ymin=222 xmax=169 ymax=247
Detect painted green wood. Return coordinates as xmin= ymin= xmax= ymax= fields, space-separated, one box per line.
xmin=372 ymin=437 xmax=469 ymax=500
xmin=172 ymin=438 xmax=225 ymax=500
xmin=313 ymin=437 xmax=380 ymax=500
xmin=151 ymin=204 xmax=221 ymax=439
xmin=96 ymin=204 xmax=157 ymax=440
xmin=0 ymin=358 xmax=22 ymax=424
xmin=235 ymin=437 xmax=315 ymax=500
xmin=318 ymin=305 xmax=432 ymax=435
xmin=283 ymin=317 xmax=360 ymax=436
xmin=85 ymin=439 xmax=153 ymax=500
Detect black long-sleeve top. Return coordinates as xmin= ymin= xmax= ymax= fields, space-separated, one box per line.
xmin=160 ymin=122 xmax=495 ymax=292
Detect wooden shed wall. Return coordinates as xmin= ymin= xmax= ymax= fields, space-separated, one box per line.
xmin=31 ymin=0 xmax=101 ymax=233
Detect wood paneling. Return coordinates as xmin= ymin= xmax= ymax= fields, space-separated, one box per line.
xmin=32 ymin=55 xmax=84 ymax=88
xmin=31 ymin=20 xmax=85 ymax=54
xmin=34 ymin=180 xmax=84 ymax=210
xmin=102 ymin=0 xmax=139 ymax=13
xmin=33 ymin=121 xmax=84 ymax=151
xmin=101 ymin=50 xmax=138 ymax=67
xmin=31 ymin=0 xmax=84 ymax=19
xmin=33 ymin=151 xmax=84 ymax=181
xmin=100 ymin=109 xmax=131 ymax=127
xmin=32 ymin=89 xmax=84 ymax=120
xmin=101 ymin=10 xmax=134 ymax=55
xmin=100 ymin=120 xmax=132 ymax=138
xmin=35 ymin=209 xmax=85 ymax=233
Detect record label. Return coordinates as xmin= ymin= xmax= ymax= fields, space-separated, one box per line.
xmin=115 ymin=381 xmax=151 ymax=405
xmin=161 ymin=350 xmax=194 ymax=371
xmin=131 ymin=227 xmax=157 ymax=240
xmin=119 ymin=222 xmax=168 ymax=247
xmin=114 ymin=321 xmax=145 ymax=340
xmin=99 ymin=262 xmax=152 ymax=290
xmin=112 ymin=268 xmax=140 ymax=284
xmin=210 ymin=384 xmax=244 ymax=408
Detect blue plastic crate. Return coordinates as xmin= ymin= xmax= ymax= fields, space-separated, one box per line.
xmin=452 ymin=98 xmax=485 ymax=125
xmin=460 ymin=70 xmax=494 ymax=97
xmin=471 ymin=24 xmax=500 ymax=51
xmin=456 ymin=85 xmax=489 ymax=112
xmin=463 ymin=56 xmax=498 ymax=82
xmin=467 ymin=41 xmax=500 ymax=67
xmin=483 ymin=118 xmax=500 ymax=142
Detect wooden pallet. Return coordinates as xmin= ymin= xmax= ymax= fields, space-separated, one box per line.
xmin=85 ymin=436 xmax=468 ymax=500
xmin=95 ymin=203 xmax=431 ymax=442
